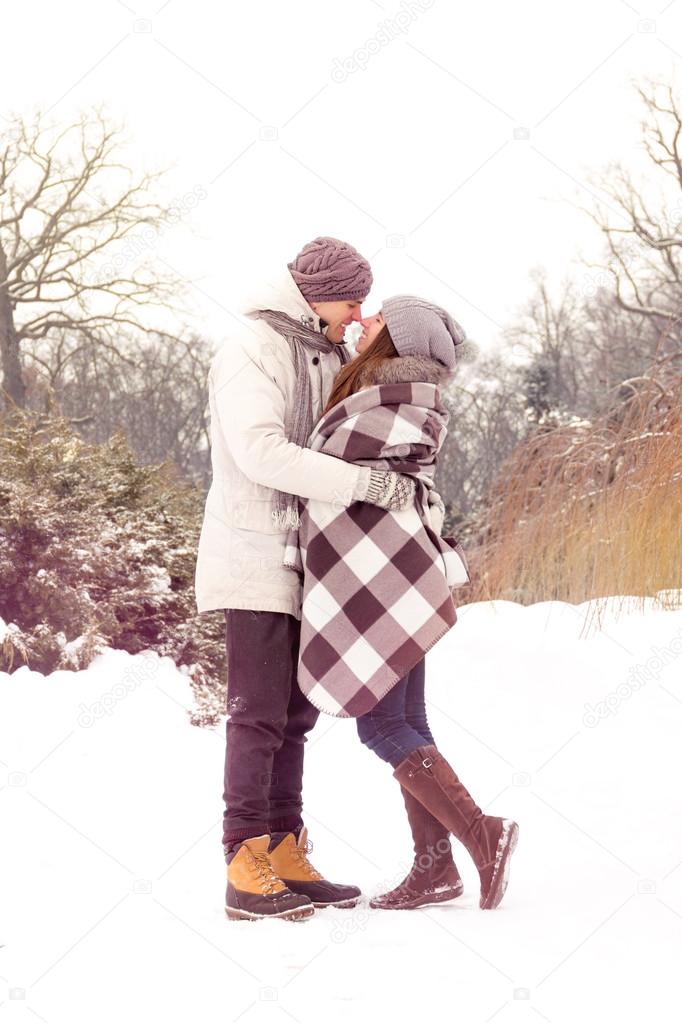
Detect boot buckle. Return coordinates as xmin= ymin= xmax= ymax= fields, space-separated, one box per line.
xmin=421 ymin=756 xmax=434 ymax=769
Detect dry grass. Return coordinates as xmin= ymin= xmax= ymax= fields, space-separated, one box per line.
xmin=464 ymin=372 xmax=682 ymax=622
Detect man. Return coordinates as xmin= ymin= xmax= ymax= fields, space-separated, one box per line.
xmin=195 ymin=237 xmax=416 ymax=921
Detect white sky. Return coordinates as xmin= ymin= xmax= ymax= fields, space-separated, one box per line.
xmin=3 ymin=0 xmax=682 ymax=351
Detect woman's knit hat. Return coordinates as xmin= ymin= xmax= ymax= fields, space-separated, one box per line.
xmin=382 ymin=295 xmax=466 ymax=371
xmin=288 ymin=236 xmax=373 ymax=303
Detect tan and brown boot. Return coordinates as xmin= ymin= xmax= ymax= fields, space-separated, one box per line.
xmin=268 ymin=828 xmax=361 ymax=909
xmin=225 ymin=835 xmax=315 ymax=921
xmin=370 ymin=785 xmax=464 ymax=910
xmin=394 ymin=745 xmax=519 ymax=910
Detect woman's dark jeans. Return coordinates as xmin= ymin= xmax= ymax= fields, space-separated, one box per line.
xmin=222 ymin=609 xmax=320 ymax=847
xmin=356 ymin=658 xmax=436 ymax=768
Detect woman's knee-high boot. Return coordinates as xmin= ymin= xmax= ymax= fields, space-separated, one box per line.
xmin=393 ymin=745 xmax=519 ymax=910
xmin=370 ymin=785 xmax=463 ymax=910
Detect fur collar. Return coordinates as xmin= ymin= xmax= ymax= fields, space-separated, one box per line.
xmin=358 ymin=355 xmax=446 ymax=388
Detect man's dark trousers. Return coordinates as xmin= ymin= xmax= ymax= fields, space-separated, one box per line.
xmin=222 ymin=609 xmax=320 ymax=849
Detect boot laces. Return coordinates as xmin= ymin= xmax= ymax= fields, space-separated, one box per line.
xmin=250 ymin=851 xmax=283 ymax=895
xmin=292 ymin=839 xmax=324 ymax=880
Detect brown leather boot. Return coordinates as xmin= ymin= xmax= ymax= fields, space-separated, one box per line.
xmin=225 ymin=835 xmax=315 ymax=921
xmin=394 ymin=745 xmax=519 ymax=910
xmin=268 ymin=828 xmax=361 ymax=909
xmin=370 ymin=786 xmax=463 ymax=910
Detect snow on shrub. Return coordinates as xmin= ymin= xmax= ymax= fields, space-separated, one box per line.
xmin=0 ymin=409 xmax=225 ymax=725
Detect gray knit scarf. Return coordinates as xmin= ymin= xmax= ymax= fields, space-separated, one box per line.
xmin=252 ymin=308 xmax=352 ymax=529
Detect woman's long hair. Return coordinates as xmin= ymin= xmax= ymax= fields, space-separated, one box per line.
xmin=323 ymin=326 xmax=398 ymax=415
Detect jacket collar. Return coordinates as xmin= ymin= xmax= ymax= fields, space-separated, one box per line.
xmin=241 ymin=268 xmax=323 ymax=333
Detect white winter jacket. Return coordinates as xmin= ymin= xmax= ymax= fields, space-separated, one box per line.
xmin=194 ymin=269 xmax=369 ymax=619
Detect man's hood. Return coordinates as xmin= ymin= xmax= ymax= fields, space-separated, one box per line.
xmin=240 ymin=267 xmax=323 ymax=331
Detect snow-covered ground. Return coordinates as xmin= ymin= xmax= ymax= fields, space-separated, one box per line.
xmin=1 ymin=597 xmax=681 ymax=1022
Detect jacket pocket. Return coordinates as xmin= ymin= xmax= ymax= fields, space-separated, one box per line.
xmin=207 ymin=482 xmax=286 ymax=534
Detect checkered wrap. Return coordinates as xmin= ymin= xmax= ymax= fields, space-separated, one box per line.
xmin=283 ymin=379 xmax=469 ymax=718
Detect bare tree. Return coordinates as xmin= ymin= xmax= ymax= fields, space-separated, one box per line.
xmin=435 ymin=351 xmax=527 ymax=526
xmin=578 ymin=77 xmax=682 ymax=367
xmin=37 ymin=329 xmax=214 ymax=487
xmin=0 ymin=107 xmax=185 ymax=408
xmin=503 ymin=268 xmax=587 ymax=415
xmin=502 ymin=267 xmax=661 ymax=419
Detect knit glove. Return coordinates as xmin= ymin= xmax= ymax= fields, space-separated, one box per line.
xmin=364 ymin=469 xmax=417 ymax=511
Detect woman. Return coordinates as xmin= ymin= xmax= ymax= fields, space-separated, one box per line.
xmin=285 ymin=296 xmax=519 ymax=912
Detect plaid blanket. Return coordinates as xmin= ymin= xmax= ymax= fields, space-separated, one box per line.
xmin=284 ymin=373 xmax=470 ymax=718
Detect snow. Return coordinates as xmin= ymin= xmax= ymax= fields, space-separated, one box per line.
xmin=343 ymin=321 xmax=364 ymax=357
xmin=143 ymin=564 xmax=172 ymax=594
xmin=1 ymin=596 xmax=681 ymax=1021
xmin=0 ymin=621 xmax=22 ymax=647
xmin=343 ymin=322 xmax=364 ymax=347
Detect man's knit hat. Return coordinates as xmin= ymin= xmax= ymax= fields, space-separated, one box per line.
xmin=288 ymin=236 xmax=373 ymax=303
xmin=382 ymin=295 xmax=466 ymax=371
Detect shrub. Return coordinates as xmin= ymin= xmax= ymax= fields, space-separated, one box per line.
xmin=468 ymin=372 xmax=682 ymax=618
xmin=0 ymin=409 xmax=225 ymax=725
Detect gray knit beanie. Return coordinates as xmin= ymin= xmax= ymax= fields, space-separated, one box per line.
xmin=288 ymin=236 xmax=373 ymax=303
xmin=382 ymin=295 xmax=466 ymax=371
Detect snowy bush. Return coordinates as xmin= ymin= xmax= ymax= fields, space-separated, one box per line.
xmin=0 ymin=409 xmax=225 ymax=725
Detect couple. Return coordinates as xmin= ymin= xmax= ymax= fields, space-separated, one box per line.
xmin=195 ymin=236 xmax=518 ymax=922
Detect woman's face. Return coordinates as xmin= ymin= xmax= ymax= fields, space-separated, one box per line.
xmin=355 ymin=311 xmax=385 ymax=355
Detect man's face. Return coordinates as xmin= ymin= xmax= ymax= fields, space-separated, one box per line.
xmin=311 ymin=300 xmax=363 ymax=343
xmin=355 ymin=311 xmax=385 ymax=355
